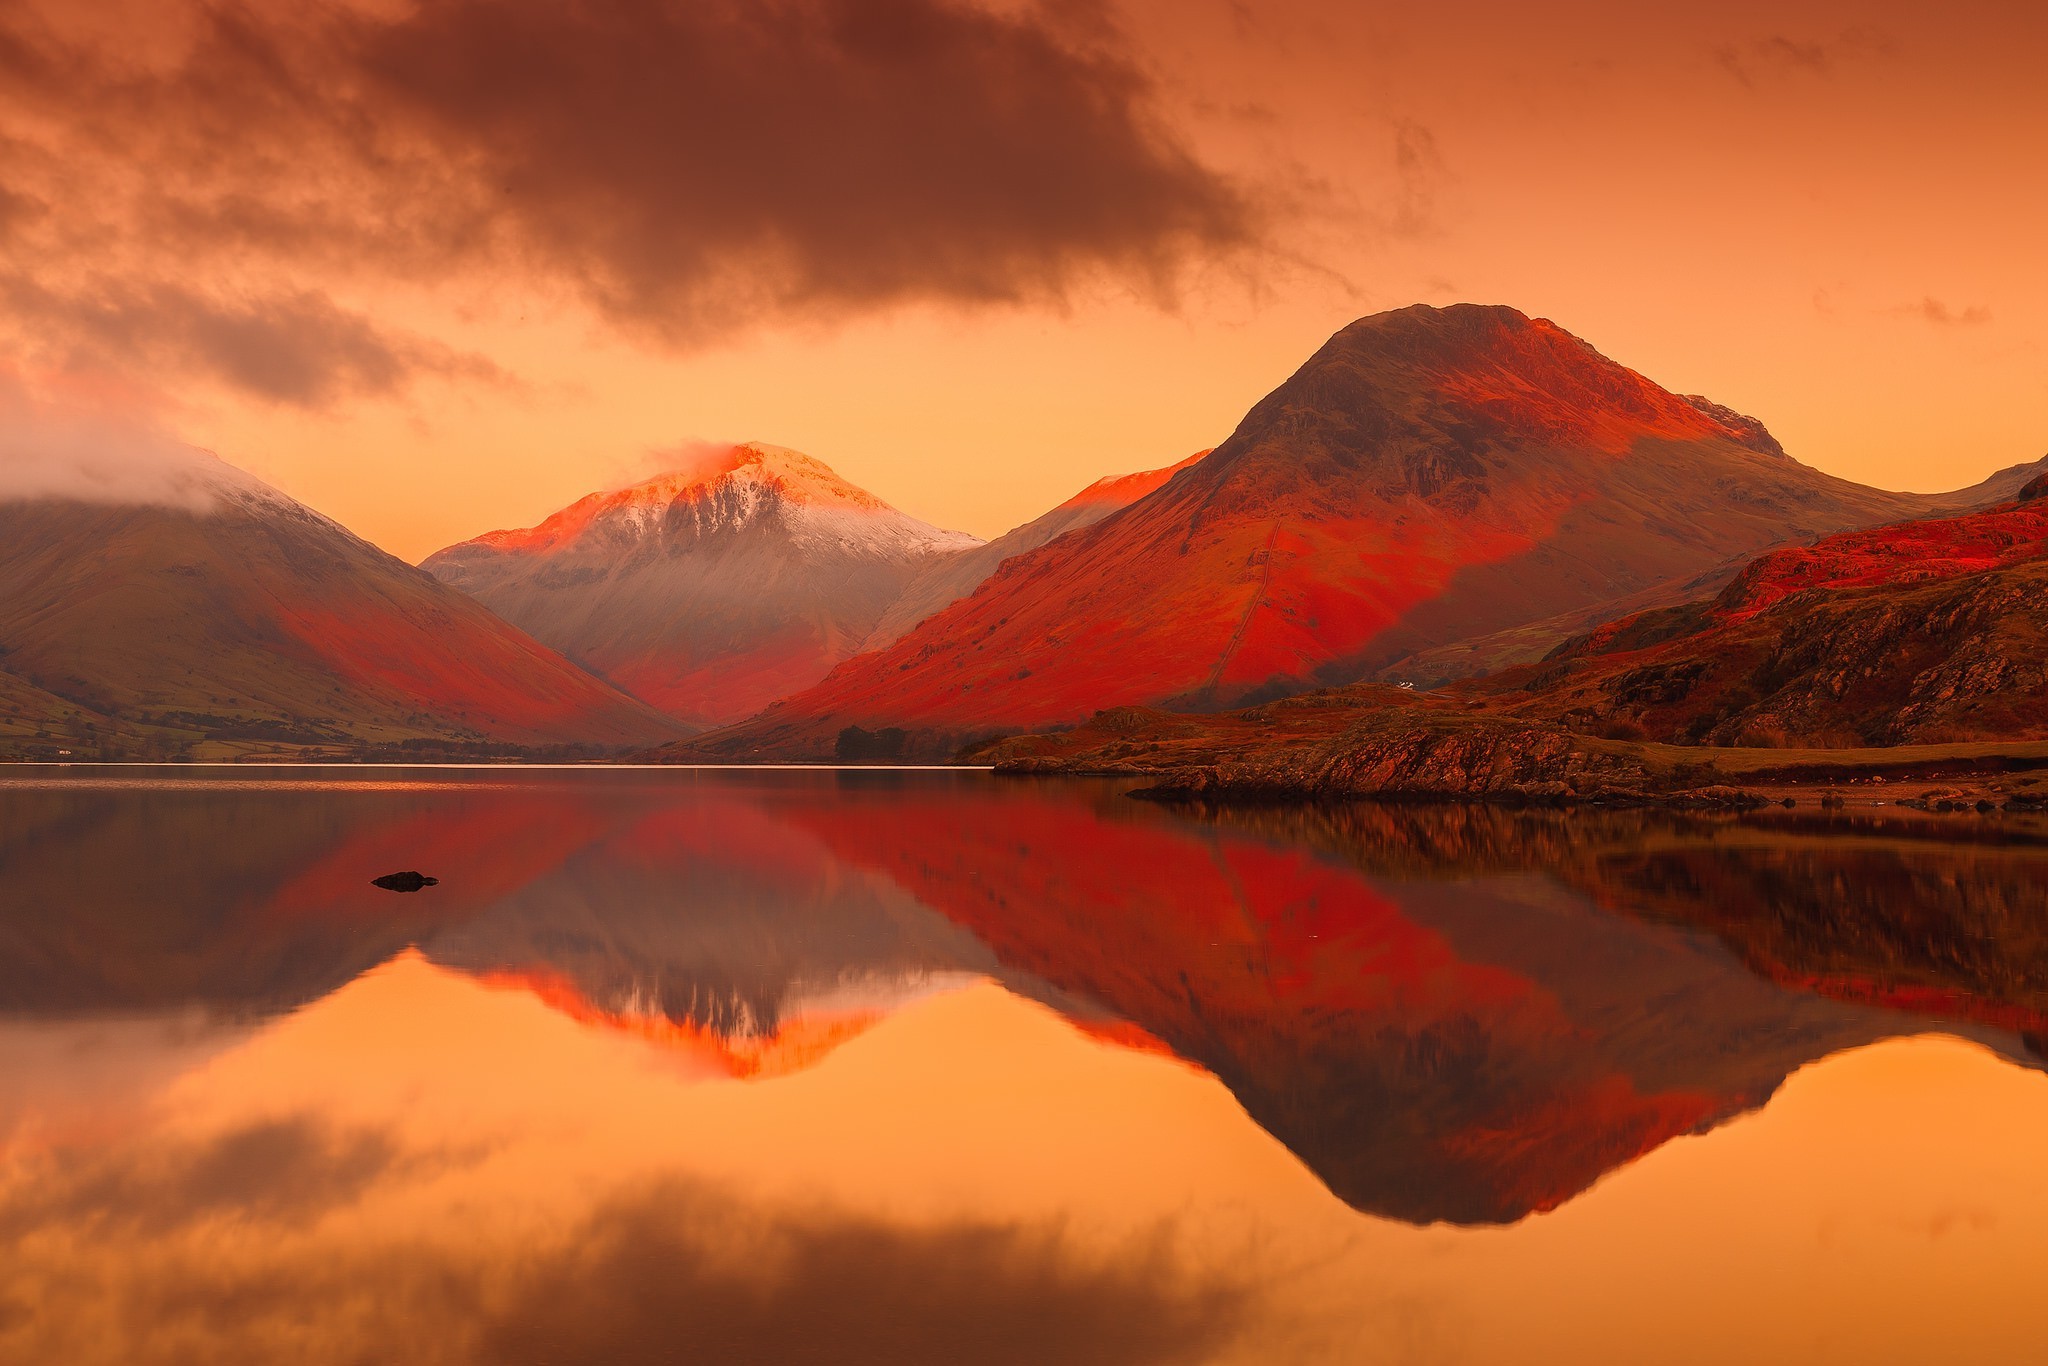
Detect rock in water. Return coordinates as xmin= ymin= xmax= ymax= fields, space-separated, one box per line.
xmin=372 ymin=871 xmax=439 ymax=893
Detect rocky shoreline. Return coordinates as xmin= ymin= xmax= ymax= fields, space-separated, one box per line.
xmin=973 ymin=687 xmax=2048 ymax=813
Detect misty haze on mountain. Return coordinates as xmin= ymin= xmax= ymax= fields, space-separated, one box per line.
xmin=0 ymin=388 xmax=251 ymax=512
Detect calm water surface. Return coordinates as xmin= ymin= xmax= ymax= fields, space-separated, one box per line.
xmin=3 ymin=766 xmax=2047 ymax=1363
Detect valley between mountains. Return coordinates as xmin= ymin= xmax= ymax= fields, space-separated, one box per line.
xmin=4 ymin=303 xmax=2044 ymax=798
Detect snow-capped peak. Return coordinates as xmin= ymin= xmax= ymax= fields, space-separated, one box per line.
xmin=460 ymin=441 xmax=981 ymax=559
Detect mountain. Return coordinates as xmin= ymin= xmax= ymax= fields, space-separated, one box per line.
xmin=423 ymin=443 xmax=980 ymax=728
xmin=979 ymin=478 xmax=2048 ymax=799
xmin=1950 ymin=457 xmax=2048 ymax=506
xmin=0 ymin=666 xmax=120 ymax=756
xmin=0 ymin=450 xmax=683 ymax=759
xmin=1477 ymin=475 xmax=2048 ymax=746
xmin=859 ymin=452 xmax=1208 ymax=649
xmin=684 ymin=304 xmax=2001 ymax=759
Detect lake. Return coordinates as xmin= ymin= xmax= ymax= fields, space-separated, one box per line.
xmin=3 ymin=766 xmax=2046 ymax=1364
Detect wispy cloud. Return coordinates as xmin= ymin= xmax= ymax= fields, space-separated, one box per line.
xmin=0 ymin=277 xmax=507 ymax=408
xmin=0 ymin=372 xmax=257 ymax=510
xmin=1893 ymin=296 xmax=1994 ymax=328
xmin=1385 ymin=119 xmax=1449 ymax=240
xmin=1714 ymin=27 xmax=1895 ymax=88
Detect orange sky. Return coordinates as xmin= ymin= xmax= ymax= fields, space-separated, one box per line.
xmin=2 ymin=0 xmax=2043 ymax=561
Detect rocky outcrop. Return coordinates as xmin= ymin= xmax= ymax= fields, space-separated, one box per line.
xmin=1119 ymin=722 xmax=1666 ymax=802
xmin=983 ymin=687 xmax=1763 ymax=805
xmin=1170 ymin=800 xmax=2048 ymax=1043
xmin=1680 ymin=395 xmax=1788 ymax=459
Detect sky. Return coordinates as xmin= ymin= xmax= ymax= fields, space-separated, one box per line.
xmin=1 ymin=0 xmax=2043 ymax=562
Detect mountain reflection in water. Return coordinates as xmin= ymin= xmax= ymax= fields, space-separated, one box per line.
xmin=3 ymin=768 xmax=2048 ymax=1363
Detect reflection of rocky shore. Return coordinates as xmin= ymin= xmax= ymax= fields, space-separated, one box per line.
xmin=1173 ymin=802 xmax=2048 ymax=1042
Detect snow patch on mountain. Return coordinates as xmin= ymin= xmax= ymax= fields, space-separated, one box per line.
xmin=460 ymin=442 xmax=979 ymax=560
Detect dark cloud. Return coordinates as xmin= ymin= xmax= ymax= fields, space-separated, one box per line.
xmin=0 ymin=0 xmax=1264 ymax=401
xmin=353 ymin=0 xmax=1257 ymax=329
xmin=0 ymin=1125 xmax=1256 ymax=1365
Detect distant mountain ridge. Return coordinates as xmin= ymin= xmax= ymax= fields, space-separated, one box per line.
xmin=679 ymin=304 xmax=2012 ymax=759
xmin=861 ymin=451 xmax=1208 ymax=650
xmin=424 ymin=443 xmax=981 ymax=728
xmin=1374 ymin=452 xmax=2044 ymax=690
xmin=1476 ymin=475 xmax=2048 ymax=745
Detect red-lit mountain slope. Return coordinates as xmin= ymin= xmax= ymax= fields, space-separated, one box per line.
xmin=0 ymin=451 xmax=683 ymax=757
xmin=688 ymin=305 xmax=1991 ymax=758
xmin=423 ymin=443 xmax=980 ymax=728
xmin=1481 ymin=475 xmax=2048 ymax=745
xmin=1387 ymin=452 xmax=2048 ymax=689
xmin=860 ymin=451 xmax=1208 ymax=649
